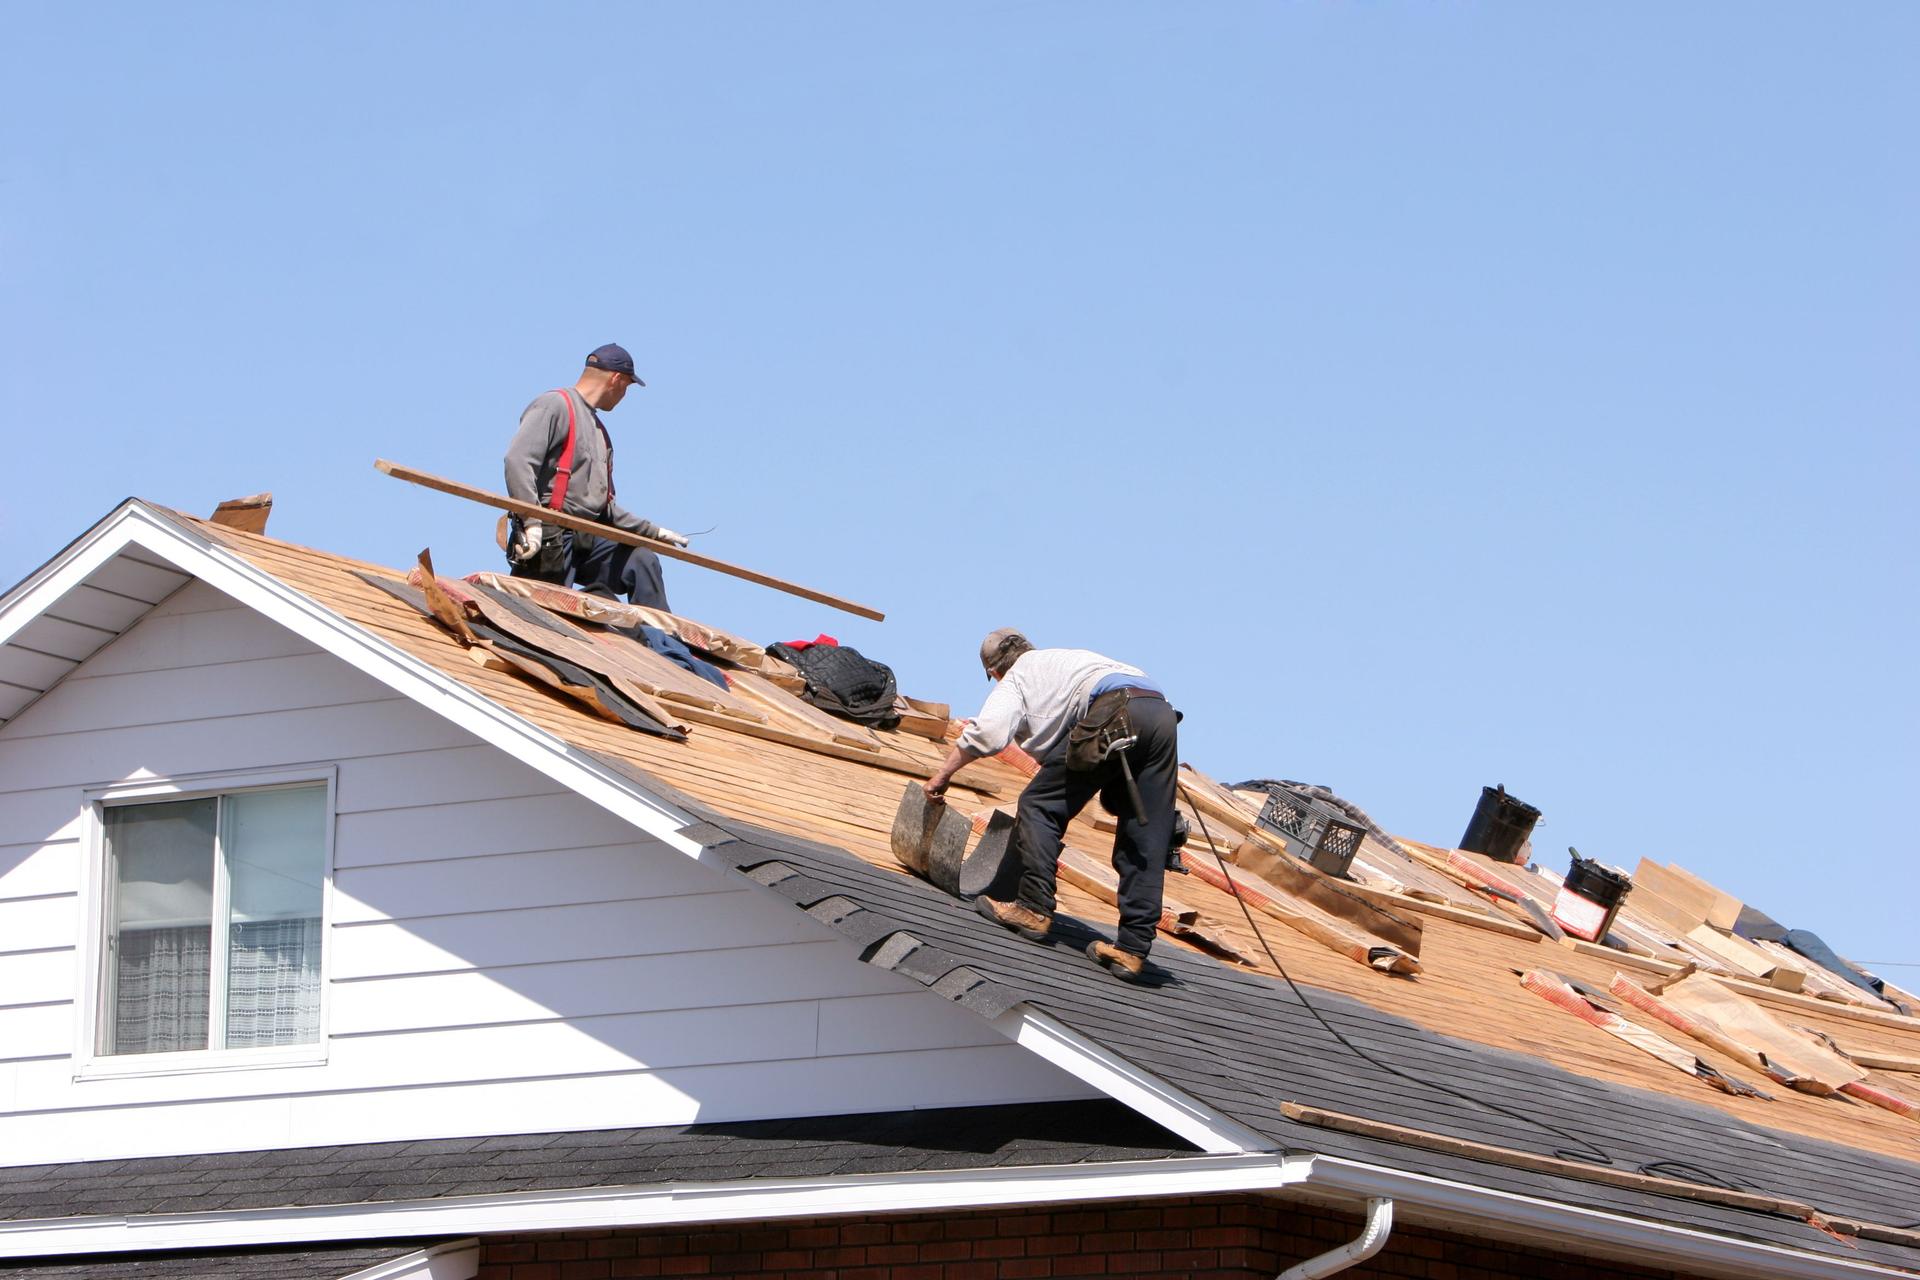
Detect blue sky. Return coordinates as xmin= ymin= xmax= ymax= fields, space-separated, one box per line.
xmin=3 ymin=4 xmax=1914 ymax=969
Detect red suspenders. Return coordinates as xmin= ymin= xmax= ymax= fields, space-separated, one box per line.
xmin=546 ymin=389 xmax=577 ymax=512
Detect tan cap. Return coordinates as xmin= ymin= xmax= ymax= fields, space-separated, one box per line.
xmin=979 ymin=627 xmax=1030 ymax=678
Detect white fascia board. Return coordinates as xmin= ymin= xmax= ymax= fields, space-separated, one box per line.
xmin=0 ymin=500 xmax=153 ymax=648
xmin=1306 ymin=1155 xmax=1913 ymax=1280
xmin=0 ymin=1153 xmax=1310 ymax=1258
xmin=0 ymin=502 xmax=700 ymax=856
xmin=991 ymin=1007 xmax=1276 ymax=1155
xmin=339 ymin=1238 xmax=480 ymax=1280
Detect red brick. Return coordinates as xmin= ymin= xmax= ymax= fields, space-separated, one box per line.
xmin=1079 ymin=1231 xmax=1133 ymax=1252
xmin=607 ymin=1262 xmax=662 ymax=1279
xmin=1050 ymin=1212 xmax=1105 ymax=1233
xmin=1194 ymin=1227 xmax=1259 ymax=1248
xmin=686 ymin=1233 xmax=739 ymax=1254
xmin=943 ymin=1262 xmax=998 ymax=1280
xmin=894 ymin=1221 xmax=946 ymax=1243
xmin=996 ymin=1215 xmax=1049 ymax=1237
xmin=948 ymin=1217 xmax=1002 ymax=1239
xmin=1106 ymin=1209 xmax=1162 ymax=1230
xmin=508 ymin=1266 xmax=559 ymax=1280
xmin=657 ymin=1258 xmax=709 ymax=1277
xmin=869 ymin=1244 xmax=919 ymax=1265
xmin=538 ymin=1239 xmax=589 ymax=1261
xmin=559 ymin=1263 xmax=611 ymax=1280
xmin=892 ymin=1267 xmax=944 ymax=1280
xmin=817 ymin=1245 xmax=868 ymax=1266
xmin=1136 ymin=1229 xmax=1189 ymax=1250
xmin=841 ymin=1223 xmax=890 ymax=1245
xmin=707 ymin=1254 xmax=762 ymax=1273
xmin=1161 ymin=1206 xmax=1218 ymax=1228
xmin=921 ymin=1241 xmax=972 ymax=1262
xmin=489 ymin=1244 xmax=539 ymax=1264
xmin=1050 ymin=1256 xmax=1108 ymax=1277
xmin=973 ymin=1238 xmax=1026 ymax=1259
xmin=764 ymin=1251 xmax=812 ymax=1269
xmin=476 ymin=1267 xmax=513 ymax=1280
xmin=790 ymin=1227 xmax=839 ymax=1248
xmin=1025 ymin=1235 xmax=1078 ymax=1257
xmin=589 ymin=1239 xmax=639 ymax=1260
xmin=1105 ymin=1252 xmax=1163 ymax=1273
xmin=1160 ymin=1248 xmax=1218 ymax=1271
xmin=997 ymin=1261 xmax=1053 ymax=1279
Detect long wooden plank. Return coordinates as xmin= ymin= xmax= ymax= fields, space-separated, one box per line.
xmin=1280 ymin=1103 xmax=1823 ymax=1220
xmin=376 ymin=459 xmax=885 ymax=621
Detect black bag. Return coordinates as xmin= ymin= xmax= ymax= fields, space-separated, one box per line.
xmin=1066 ymin=688 xmax=1136 ymax=773
xmin=767 ymin=641 xmax=900 ymax=728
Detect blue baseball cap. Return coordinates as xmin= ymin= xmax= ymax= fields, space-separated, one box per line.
xmin=584 ymin=343 xmax=645 ymax=386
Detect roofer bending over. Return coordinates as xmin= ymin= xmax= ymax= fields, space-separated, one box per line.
xmin=503 ymin=343 xmax=689 ymax=609
xmin=923 ymin=629 xmax=1180 ymax=984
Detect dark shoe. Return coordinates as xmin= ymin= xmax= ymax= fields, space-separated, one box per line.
xmin=1166 ymin=847 xmax=1188 ymax=875
xmin=1086 ymin=940 xmax=1147 ymax=983
xmin=976 ymin=895 xmax=1052 ymax=942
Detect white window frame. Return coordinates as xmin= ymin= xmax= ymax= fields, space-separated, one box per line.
xmin=74 ymin=764 xmax=338 ymax=1081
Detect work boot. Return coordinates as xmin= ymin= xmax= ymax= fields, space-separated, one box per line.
xmin=975 ymin=895 xmax=1052 ymax=942
xmin=1086 ymin=940 xmax=1147 ymax=984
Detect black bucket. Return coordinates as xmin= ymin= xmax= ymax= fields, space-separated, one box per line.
xmin=1553 ymin=851 xmax=1633 ymax=942
xmin=1564 ymin=853 xmax=1631 ymax=909
xmin=1459 ymin=785 xmax=1541 ymax=864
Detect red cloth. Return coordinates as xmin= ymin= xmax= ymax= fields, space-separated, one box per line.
xmin=780 ymin=634 xmax=839 ymax=651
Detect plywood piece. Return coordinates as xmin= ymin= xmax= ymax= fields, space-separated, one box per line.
xmin=1619 ymin=973 xmax=1865 ymax=1094
xmin=1657 ymin=861 xmax=1744 ymax=931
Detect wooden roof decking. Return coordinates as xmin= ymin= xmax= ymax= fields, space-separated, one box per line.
xmin=179 ymin=513 xmax=1920 ymax=1172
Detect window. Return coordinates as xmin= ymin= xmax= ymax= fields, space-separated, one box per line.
xmin=101 ymin=784 xmax=327 ymax=1057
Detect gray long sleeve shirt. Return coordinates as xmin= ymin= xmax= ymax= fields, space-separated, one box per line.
xmin=957 ymin=648 xmax=1147 ymax=760
xmin=503 ymin=389 xmax=657 ymax=537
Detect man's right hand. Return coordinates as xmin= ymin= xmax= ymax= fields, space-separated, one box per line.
xmin=509 ymin=519 xmax=544 ymax=564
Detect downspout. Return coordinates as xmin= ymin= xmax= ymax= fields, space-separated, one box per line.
xmin=1276 ymin=1197 xmax=1393 ymax=1280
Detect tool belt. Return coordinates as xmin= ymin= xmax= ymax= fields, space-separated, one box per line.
xmin=1066 ymin=687 xmax=1157 ymax=773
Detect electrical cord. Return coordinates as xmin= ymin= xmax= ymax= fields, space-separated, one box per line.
xmin=1182 ymin=784 xmax=1664 ymax=1175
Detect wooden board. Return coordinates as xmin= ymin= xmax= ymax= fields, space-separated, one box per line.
xmin=376 ymin=459 xmax=885 ymax=620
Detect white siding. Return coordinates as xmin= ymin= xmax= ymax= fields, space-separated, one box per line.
xmin=0 ymin=580 xmax=1091 ymax=1165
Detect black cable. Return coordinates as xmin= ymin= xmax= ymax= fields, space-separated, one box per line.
xmin=1179 ymin=784 xmax=1621 ymax=1168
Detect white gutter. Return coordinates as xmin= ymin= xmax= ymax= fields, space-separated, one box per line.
xmin=0 ymin=1152 xmax=1313 ymax=1258
xmin=1307 ymin=1155 xmax=1913 ymax=1280
xmin=1277 ymin=1197 xmax=1392 ymax=1279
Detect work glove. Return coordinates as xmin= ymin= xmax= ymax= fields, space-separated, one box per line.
xmin=654 ymin=525 xmax=690 ymax=548
xmin=508 ymin=519 xmax=544 ymax=564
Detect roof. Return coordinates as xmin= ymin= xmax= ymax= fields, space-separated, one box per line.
xmin=5 ymin=499 xmax=1920 ymax=1278
xmin=0 ymin=1101 xmax=1190 ymax=1222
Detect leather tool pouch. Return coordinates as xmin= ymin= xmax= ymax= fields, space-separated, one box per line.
xmin=1066 ymin=688 xmax=1135 ymax=773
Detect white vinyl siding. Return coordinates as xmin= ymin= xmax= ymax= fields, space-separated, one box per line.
xmin=0 ymin=578 xmax=1091 ymax=1165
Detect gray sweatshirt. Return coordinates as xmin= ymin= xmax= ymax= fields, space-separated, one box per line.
xmin=957 ymin=648 xmax=1146 ymax=760
xmin=503 ymin=389 xmax=657 ymax=537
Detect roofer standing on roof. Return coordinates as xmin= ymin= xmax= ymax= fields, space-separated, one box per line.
xmin=503 ymin=344 xmax=689 ymax=610
xmin=923 ymin=629 xmax=1180 ymax=983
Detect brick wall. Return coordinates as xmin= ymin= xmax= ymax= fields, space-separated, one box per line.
xmin=474 ymin=1195 xmax=1686 ymax=1280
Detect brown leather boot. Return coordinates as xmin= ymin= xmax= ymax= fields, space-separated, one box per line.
xmin=974 ymin=895 xmax=1052 ymax=941
xmin=1086 ymin=940 xmax=1147 ymax=983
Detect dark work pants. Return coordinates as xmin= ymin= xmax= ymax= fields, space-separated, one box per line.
xmin=1013 ymin=695 xmax=1179 ymax=957
xmin=509 ymin=525 xmax=670 ymax=611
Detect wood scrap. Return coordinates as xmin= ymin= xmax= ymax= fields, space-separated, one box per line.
xmin=1610 ymin=973 xmax=1864 ymax=1096
xmin=729 ymin=667 xmax=883 ymax=749
xmin=407 ymin=552 xmax=476 ymax=647
xmin=1518 ymin=969 xmax=1771 ymax=1098
xmin=1227 ymin=838 xmax=1423 ymax=956
xmin=1182 ymin=854 xmax=1419 ymax=975
xmin=1651 ymin=861 xmax=1744 ymax=931
xmin=377 ymin=458 xmax=886 ymax=620
xmin=209 ymin=492 xmax=272 ymax=534
xmin=1684 ymin=923 xmax=1806 ymax=991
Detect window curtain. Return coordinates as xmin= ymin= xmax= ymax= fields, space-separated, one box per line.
xmin=112 ymin=926 xmax=211 ymax=1054
xmin=225 ymin=917 xmax=323 ymax=1046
